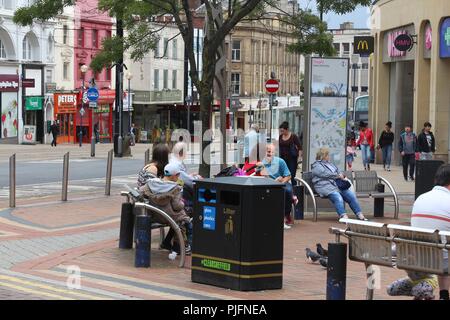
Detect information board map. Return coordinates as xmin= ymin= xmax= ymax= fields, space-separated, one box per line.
xmin=309 ymin=98 xmax=347 ymax=169
xmin=307 ymin=58 xmax=349 ymax=170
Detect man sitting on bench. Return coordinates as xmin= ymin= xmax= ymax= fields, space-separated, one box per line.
xmin=256 ymin=143 xmax=298 ymax=230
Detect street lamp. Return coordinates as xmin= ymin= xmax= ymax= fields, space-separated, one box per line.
xmin=125 ymin=71 xmax=133 ymax=133
xmin=80 ymin=64 xmax=88 ymax=147
xmin=90 ymin=77 xmax=96 ymax=157
xmin=185 ymin=95 xmax=192 ymax=133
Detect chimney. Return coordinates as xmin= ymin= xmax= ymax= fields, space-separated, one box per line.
xmin=340 ymin=22 xmax=354 ymax=30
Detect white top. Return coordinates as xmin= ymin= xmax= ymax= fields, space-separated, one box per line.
xmin=411 ymin=186 xmax=450 ymax=232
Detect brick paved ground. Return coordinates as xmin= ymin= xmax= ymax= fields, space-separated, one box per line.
xmin=0 ymin=143 xmax=425 ymax=300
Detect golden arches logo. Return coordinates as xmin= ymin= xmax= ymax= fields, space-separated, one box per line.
xmin=357 ymin=40 xmax=369 ymax=51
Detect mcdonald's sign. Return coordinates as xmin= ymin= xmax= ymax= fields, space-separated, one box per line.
xmin=354 ymin=36 xmax=374 ymax=56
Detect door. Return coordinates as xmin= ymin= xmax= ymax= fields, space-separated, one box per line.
xmin=57 ymin=113 xmax=75 ymax=144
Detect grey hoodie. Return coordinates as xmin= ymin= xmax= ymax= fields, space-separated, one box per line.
xmin=311 ymin=160 xmax=340 ymax=197
xmin=140 ymin=178 xmax=189 ymax=224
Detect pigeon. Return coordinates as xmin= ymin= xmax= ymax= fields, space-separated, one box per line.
xmin=305 ymin=248 xmax=321 ymax=263
xmin=316 ymin=243 xmax=328 ymax=257
xmin=319 ymin=257 xmax=328 ymax=268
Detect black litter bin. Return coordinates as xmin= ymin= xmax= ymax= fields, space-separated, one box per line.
xmin=191 ymin=176 xmax=285 ymax=291
xmin=415 ymin=160 xmax=445 ymax=199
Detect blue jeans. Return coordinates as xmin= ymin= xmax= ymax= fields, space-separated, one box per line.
xmin=328 ymin=189 xmax=362 ymax=217
xmin=382 ymin=144 xmax=393 ymax=167
xmin=361 ymin=144 xmax=371 ymax=166
xmin=284 ymin=183 xmax=293 ymax=217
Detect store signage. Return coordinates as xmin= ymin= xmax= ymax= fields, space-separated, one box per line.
xmin=354 ymin=36 xmax=374 ymax=56
xmin=89 ymin=101 xmax=97 ymax=109
xmin=22 ymin=78 xmax=35 ymax=88
xmin=394 ymin=34 xmax=414 ymax=52
xmin=23 ymin=125 xmax=36 ymax=144
xmin=440 ymin=17 xmax=450 ymax=58
xmin=45 ymin=82 xmax=57 ymax=93
xmin=94 ymin=104 xmax=110 ymax=113
xmin=54 ymin=93 xmax=78 ymax=114
xmin=0 ymin=75 xmax=19 ymax=92
xmin=388 ymin=30 xmax=408 ymax=57
xmin=425 ymin=24 xmax=432 ymax=51
xmin=25 ymin=97 xmax=43 ymax=111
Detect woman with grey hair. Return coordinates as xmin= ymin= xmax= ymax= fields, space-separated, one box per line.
xmin=311 ymin=148 xmax=367 ymax=220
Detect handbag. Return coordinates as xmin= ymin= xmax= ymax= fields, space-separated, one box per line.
xmin=335 ymin=178 xmax=351 ymax=190
xmin=289 ymin=143 xmax=298 ymax=158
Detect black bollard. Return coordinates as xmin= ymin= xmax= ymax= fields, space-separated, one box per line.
xmin=135 ymin=215 xmax=152 ymax=268
xmin=374 ymin=184 xmax=385 ymax=218
xmin=326 ymin=243 xmax=347 ymax=300
xmin=119 ymin=203 xmax=134 ymax=249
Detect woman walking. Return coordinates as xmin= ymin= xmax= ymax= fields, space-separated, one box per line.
xmin=377 ymin=121 xmax=395 ymax=171
xmin=356 ymin=121 xmax=374 ymax=171
xmin=278 ymin=121 xmax=302 ymax=186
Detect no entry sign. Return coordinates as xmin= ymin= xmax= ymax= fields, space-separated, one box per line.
xmin=265 ymin=79 xmax=279 ymax=93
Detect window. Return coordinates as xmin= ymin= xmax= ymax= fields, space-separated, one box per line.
xmin=105 ymin=30 xmax=112 ymax=39
xmin=63 ymin=25 xmax=68 ymax=44
xmin=163 ymin=38 xmax=169 ymax=58
xmin=172 ymin=70 xmax=177 ymax=89
xmin=22 ymin=35 xmax=31 ymax=60
xmin=2 ymin=0 xmax=13 ymax=9
xmin=232 ymin=40 xmax=241 ymax=61
xmin=92 ymin=29 xmax=98 ymax=48
xmin=163 ymin=69 xmax=168 ymax=89
xmin=362 ymin=63 xmax=369 ymax=69
xmin=272 ymin=43 xmax=277 ymax=64
xmin=172 ymin=39 xmax=177 ymax=59
xmin=78 ymin=27 xmax=84 ymax=47
xmin=154 ymin=69 xmax=159 ymax=90
xmin=0 ymin=39 xmax=6 ymax=59
xmin=333 ymin=43 xmax=340 ymax=55
xmin=63 ymin=62 xmax=70 ymax=80
xmin=47 ymin=35 xmax=54 ymax=59
xmin=231 ymin=73 xmax=240 ymax=95
xmin=46 ymin=69 xmax=52 ymax=83
xmin=106 ymin=68 xmax=111 ymax=81
xmin=342 ymin=43 xmax=350 ymax=55
xmin=154 ymin=39 xmax=160 ymax=57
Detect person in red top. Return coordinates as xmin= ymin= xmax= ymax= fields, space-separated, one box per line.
xmin=356 ymin=121 xmax=374 ymax=171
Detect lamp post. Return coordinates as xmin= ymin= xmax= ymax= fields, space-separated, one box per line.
xmin=80 ymin=64 xmax=88 ymax=147
xmin=125 ymin=71 xmax=133 ymax=133
xmin=90 ymin=77 xmax=96 ymax=157
xmin=185 ymin=95 xmax=192 ymax=133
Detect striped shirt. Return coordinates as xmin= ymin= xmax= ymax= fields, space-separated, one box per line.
xmin=411 ymin=186 xmax=450 ymax=231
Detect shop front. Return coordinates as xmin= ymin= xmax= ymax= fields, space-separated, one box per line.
xmin=54 ymin=92 xmax=78 ymax=144
xmin=0 ymin=75 xmax=19 ymax=144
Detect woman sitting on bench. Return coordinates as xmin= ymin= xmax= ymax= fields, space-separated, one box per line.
xmin=311 ymin=148 xmax=367 ymax=221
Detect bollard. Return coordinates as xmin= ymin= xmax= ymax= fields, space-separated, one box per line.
xmin=326 ymin=242 xmax=347 ymax=300
xmin=135 ymin=214 xmax=152 ymax=268
xmin=119 ymin=202 xmax=134 ymax=249
xmin=9 ymin=154 xmax=16 ymax=208
xmin=105 ymin=149 xmax=113 ymax=196
xmin=62 ymin=152 xmax=69 ymax=201
xmin=374 ymin=184 xmax=385 ymax=218
xmin=144 ymin=148 xmax=150 ymax=166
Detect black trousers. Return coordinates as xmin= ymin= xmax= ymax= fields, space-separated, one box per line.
xmin=51 ymin=134 xmax=57 ymax=146
xmin=402 ymin=154 xmax=415 ymax=179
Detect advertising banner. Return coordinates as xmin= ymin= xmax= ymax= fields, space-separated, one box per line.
xmin=1 ymin=93 xmax=19 ymax=138
xmin=23 ymin=125 xmax=36 ymax=144
xmin=306 ymin=57 xmax=349 ymax=171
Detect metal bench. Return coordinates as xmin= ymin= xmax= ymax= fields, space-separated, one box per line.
xmin=351 ymin=171 xmax=399 ymax=219
xmin=329 ymin=219 xmax=450 ymax=300
xmin=120 ymin=186 xmax=186 ymax=268
xmin=297 ymin=170 xmax=399 ymax=222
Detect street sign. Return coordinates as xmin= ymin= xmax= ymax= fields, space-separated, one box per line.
xmin=265 ymin=79 xmax=279 ymax=93
xmin=79 ymin=107 xmax=85 ymax=116
xmin=89 ymin=102 xmax=97 ymax=109
xmin=22 ymin=78 xmax=35 ymax=88
xmin=87 ymin=87 xmax=99 ymax=102
xmin=82 ymin=92 xmax=89 ymax=104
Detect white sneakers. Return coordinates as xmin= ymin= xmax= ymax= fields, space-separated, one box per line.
xmin=284 ymin=223 xmax=291 ymax=230
xmin=339 ymin=213 xmax=368 ymax=221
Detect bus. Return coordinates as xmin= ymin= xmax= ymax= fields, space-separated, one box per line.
xmin=353 ymin=95 xmax=369 ymax=124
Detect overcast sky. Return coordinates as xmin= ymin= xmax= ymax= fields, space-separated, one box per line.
xmin=298 ymin=0 xmax=371 ymax=29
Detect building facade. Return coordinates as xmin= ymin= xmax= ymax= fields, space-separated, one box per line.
xmin=0 ymin=0 xmax=56 ymax=144
xmin=126 ymin=21 xmax=185 ymax=142
xmin=370 ymin=0 xmax=450 ymax=163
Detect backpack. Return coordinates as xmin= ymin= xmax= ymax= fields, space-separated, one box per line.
xmin=214 ymin=166 xmax=239 ymax=177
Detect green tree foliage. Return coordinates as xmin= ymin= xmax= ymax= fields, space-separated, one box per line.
xmin=317 ymin=0 xmax=372 ymax=20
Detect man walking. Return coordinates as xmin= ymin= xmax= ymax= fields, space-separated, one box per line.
xmin=411 ymin=164 xmax=450 ymax=300
xmin=417 ymin=122 xmax=436 ymax=160
xmin=398 ymin=124 xmax=417 ymax=181
xmin=49 ymin=121 xmax=59 ymax=147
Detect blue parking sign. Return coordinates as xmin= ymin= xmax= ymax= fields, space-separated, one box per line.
xmin=87 ymin=87 xmax=99 ymax=102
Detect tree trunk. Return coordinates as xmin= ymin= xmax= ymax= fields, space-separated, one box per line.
xmin=198 ymin=91 xmax=214 ymax=178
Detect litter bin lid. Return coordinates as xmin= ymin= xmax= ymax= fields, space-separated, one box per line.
xmin=197 ymin=176 xmax=285 ymax=187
